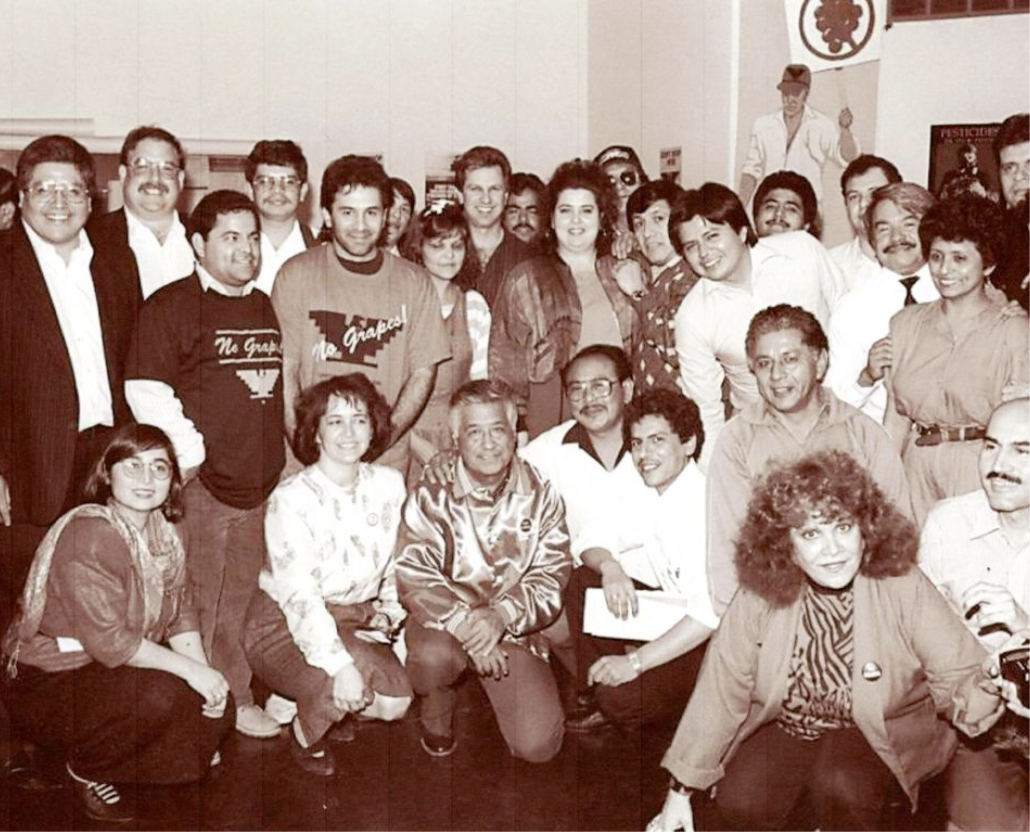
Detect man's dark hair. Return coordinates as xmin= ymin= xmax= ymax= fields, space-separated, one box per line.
xmin=744 ymin=304 xmax=828 ymax=362
xmin=453 ymin=146 xmax=512 ymax=191
xmin=754 ymin=171 xmax=822 ymax=239
xmin=626 ymin=179 xmax=684 ymax=224
xmin=992 ymin=113 xmax=1029 ymax=166
xmin=509 ymin=171 xmax=545 ymax=199
xmin=16 ymin=135 xmax=96 ymax=194
xmin=839 ymin=154 xmax=902 ymax=199
xmin=917 ymin=194 xmax=1007 ymax=270
xmin=390 ymin=177 xmax=416 ymax=210
xmin=293 ymin=373 xmax=392 ymax=465
xmin=320 ymin=154 xmax=392 ymax=214
xmin=669 ymin=182 xmax=757 ymax=252
xmin=119 ymin=125 xmax=186 ymax=171
xmin=561 ymin=344 xmax=633 ymax=387
xmin=187 ymin=189 xmax=260 ymax=241
xmin=0 ymin=167 xmax=16 ymax=207
xmin=245 ymin=139 xmax=308 ymax=184
xmin=626 ymin=388 xmax=704 ymax=463
xmin=543 ymin=158 xmax=619 ymax=257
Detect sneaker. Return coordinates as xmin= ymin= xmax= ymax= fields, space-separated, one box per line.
xmin=235 ymin=704 xmax=282 ymax=739
xmin=263 ymin=693 xmax=298 ymax=726
xmin=289 ymin=718 xmax=335 ymax=777
xmin=67 ymin=763 xmax=134 ymax=824
xmin=419 ymin=728 xmax=457 ymax=758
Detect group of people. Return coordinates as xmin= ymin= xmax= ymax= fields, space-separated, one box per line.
xmin=0 ymin=62 xmax=1028 ymax=830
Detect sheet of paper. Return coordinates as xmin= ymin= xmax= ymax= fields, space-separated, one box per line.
xmin=582 ymin=588 xmax=692 ymax=642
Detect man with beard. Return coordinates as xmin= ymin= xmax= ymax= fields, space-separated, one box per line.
xmin=503 ymin=172 xmax=545 ymax=249
xmin=992 ymin=114 xmax=1029 ymax=310
xmin=455 ymin=146 xmax=531 ymax=307
xmin=88 ymin=126 xmax=194 ymax=300
xmin=826 ymin=183 xmax=938 ymax=423
xmin=919 ymin=398 xmax=1030 ymax=831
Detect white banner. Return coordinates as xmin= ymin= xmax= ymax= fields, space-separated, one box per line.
xmin=783 ymin=0 xmax=886 ymax=72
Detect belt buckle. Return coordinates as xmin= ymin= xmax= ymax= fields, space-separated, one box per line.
xmin=915 ymin=426 xmax=942 ymax=447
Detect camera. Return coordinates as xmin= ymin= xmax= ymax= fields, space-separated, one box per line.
xmin=999 ymin=645 xmax=1029 ymax=709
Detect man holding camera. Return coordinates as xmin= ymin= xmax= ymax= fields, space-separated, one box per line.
xmin=918 ymin=397 xmax=1029 ymax=831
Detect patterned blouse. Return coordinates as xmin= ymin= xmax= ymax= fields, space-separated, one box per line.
xmin=634 ymin=257 xmax=697 ymax=392
xmin=259 ymin=463 xmax=406 ymax=677
xmin=777 ymin=582 xmax=855 ymax=740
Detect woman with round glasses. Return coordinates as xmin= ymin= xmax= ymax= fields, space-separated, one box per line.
xmin=651 ymin=451 xmax=1004 ymax=832
xmin=400 ymin=201 xmax=490 ymax=480
xmin=489 ymin=158 xmax=641 ymax=438
xmin=2 ymin=424 xmax=231 ymax=824
xmin=245 ymin=374 xmax=412 ymax=777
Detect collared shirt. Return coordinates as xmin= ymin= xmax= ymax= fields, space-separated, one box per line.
xmin=260 ymin=463 xmax=407 ymax=676
xmin=470 ymin=230 xmax=532 ymax=309
xmin=520 ymin=420 xmax=640 ymax=560
xmin=741 ymin=104 xmax=856 ymax=202
xmin=674 ymin=230 xmax=844 ymax=466
xmin=919 ymin=489 xmax=1029 ymax=650
xmin=829 ymin=235 xmax=881 ymax=294
xmin=23 ymin=221 xmax=113 ymax=430
xmin=706 ymin=387 xmax=911 ymax=616
xmin=254 ymin=221 xmax=309 ymax=296
xmin=578 ymin=461 xmax=719 ymax=629
xmin=124 ymin=207 xmax=194 ymax=300
xmin=195 ymin=263 xmax=257 ymax=296
xmin=395 ymin=456 xmax=571 ymax=640
xmin=826 ymin=262 xmax=938 ymax=425
xmin=635 ymin=256 xmax=697 ymax=392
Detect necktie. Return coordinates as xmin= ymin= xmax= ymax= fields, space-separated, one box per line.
xmin=899 ymin=276 xmax=919 ymax=307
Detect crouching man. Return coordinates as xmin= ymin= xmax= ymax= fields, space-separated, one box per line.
xmin=396 ymin=380 xmax=571 ymax=761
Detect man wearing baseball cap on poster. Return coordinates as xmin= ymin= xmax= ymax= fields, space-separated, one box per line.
xmin=739 ymin=63 xmax=859 ymax=210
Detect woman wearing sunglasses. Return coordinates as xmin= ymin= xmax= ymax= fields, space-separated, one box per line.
xmin=2 ymin=424 xmax=232 ymax=824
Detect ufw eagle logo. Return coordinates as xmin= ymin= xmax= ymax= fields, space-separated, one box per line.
xmin=236 ymin=368 xmax=281 ymax=400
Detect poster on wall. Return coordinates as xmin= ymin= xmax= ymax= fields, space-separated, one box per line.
xmin=425 ymin=151 xmax=461 ymax=206
xmin=783 ymin=0 xmax=886 ymax=71
xmin=659 ymin=146 xmax=682 ymax=184
xmin=928 ymin=122 xmax=1002 ymax=202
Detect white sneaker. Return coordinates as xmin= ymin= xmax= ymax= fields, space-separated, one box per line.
xmin=264 ymin=693 xmax=299 ymax=726
xmin=235 ymin=704 xmax=281 ymax=739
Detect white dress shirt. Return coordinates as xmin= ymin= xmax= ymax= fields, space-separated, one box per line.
xmin=125 ymin=208 xmax=194 ymax=300
xmin=254 ymin=221 xmax=309 ymax=296
xmin=825 ymin=262 xmax=938 ymax=425
xmin=741 ymin=104 xmax=856 ymax=203
xmin=829 ymin=235 xmax=882 ymax=294
xmin=24 ymin=221 xmax=113 ymax=430
xmin=674 ymin=230 xmax=845 ymax=466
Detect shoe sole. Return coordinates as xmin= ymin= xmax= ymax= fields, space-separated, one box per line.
xmin=420 ymin=736 xmax=457 ymax=758
xmin=235 ymin=723 xmax=283 ymax=739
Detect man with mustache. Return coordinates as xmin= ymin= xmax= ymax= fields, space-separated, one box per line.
xmin=826 ymin=183 xmax=938 ymax=424
xmin=124 ymin=190 xmax=286 ymax=740
xmin=88 ymin=126 xmax=194 ymax=300
xmin=503 ymin=172 xmax=546 ymax=250
xmin=918 ymin=397 xmax=1030 ymax=831
xmin=752 ymin=170 xmax=821 ymax=240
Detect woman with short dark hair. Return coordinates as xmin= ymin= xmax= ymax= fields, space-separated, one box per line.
xmin=245 ymin=374 xmax=412 ymax=777
xmin=2 ymin=424 xmax=231 ymax=824
xmin=652 ymin=451 xmax=1004 ymax=832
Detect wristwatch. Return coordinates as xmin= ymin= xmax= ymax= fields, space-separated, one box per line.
xmin=669 ymin=776 xmax=695 ymax=797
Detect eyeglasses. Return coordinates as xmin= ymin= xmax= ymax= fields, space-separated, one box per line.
xmin=566 ymin=379 xmax=618 ymax=403
xmin=253 ymin=174 xmax=302 ymax=192
xmin=607 ymin=170 xmax=640 ymax=189
xmin=119 ymin=457 xmax=173 ymax=480
xmin=24 ymin=181 xmax=90 ymax=205
xmin=127 ymin=158 xmax=182 ymax=180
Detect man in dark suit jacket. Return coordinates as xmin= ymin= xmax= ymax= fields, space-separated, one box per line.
xmin=0 ymin=135 xmax=137 ymax=612
xmin=86 ymin=125 xmax=193 ymax=302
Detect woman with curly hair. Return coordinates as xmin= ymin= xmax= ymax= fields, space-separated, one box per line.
xmin=652 ymin=450 xmax=1005 ymax=832
xmin=884 ymin=194 xmax=1029 ymax=523
xmin=244 ymin=374 xmax=412 ymax=777
xmin=489 ymin=158 xmax=640 ymax=439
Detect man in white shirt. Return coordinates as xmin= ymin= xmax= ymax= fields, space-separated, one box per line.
xmin=828 ymin=154 xmax=902 ymax=292
xmin=1 ymin=135 xmax=137 ymax=610
xmin=739 ymin=63 xmax=858 ymax=208
xmin=88 ymin=126 xmax=194 ymax=301
xmin=825 ymin=183 xmax=938 ymax=423
xmin=246 ymin=140 xmax=316 ymax=296
xmin=918 ymin=397 xmax=1029 ymax=832
xmin=671 ymin=182 xmax=845 ymax=466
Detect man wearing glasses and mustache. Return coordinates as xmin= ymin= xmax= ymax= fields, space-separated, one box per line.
xmin=88 ymin=125 xmax=194 ymax=300
xmin=918 ymin=397 xmax=1030 ymax=832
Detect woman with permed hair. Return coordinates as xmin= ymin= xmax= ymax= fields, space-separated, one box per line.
xmin=489 ymin=158 xmax=641 ymax=438
xmin=651 ymin=450 xmax=1006 ymax=832
xmin=883 ymin=193 xmax=1029 ymax=524
xmin=244 ymin=374 xmax=412 ymax=777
